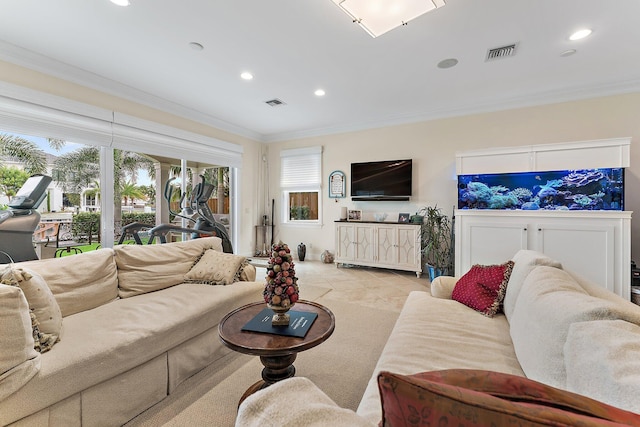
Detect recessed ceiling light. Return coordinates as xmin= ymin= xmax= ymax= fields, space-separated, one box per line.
xmin=110 ymin=0 xmax=130 ymax=6
xmin=240 ymin=72 xmax=254 ymax=80
xmin=188 ymin=42 xmax=204 ymax=51
xmin=560 ymin=49 xmax=577 ymax=57
xmin=314 ymin=89 xmax=326 ymax=97
xmin=569 ymin=29 xmax=592 ymax=41
xmin=437 ymin=58 xmax=458 ymax=69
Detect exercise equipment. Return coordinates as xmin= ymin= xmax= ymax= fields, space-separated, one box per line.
xmin=0 ymin=174 xmax=52 ymax=263
xmin=152 ymin=175 xmax=233 ymax=252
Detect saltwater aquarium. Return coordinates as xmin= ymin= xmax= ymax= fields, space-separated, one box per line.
xmin=458 ymin=168 xmax=624 ymax=211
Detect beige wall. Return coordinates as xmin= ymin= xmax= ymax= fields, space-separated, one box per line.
xmin=269 ymin=93 xmax=640 ymax=262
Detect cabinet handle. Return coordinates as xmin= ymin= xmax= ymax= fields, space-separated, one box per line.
xmin=523 ymin=228 xmax=527 ymax=231
xmin=538 ymin=228 xmax=542 ymax=232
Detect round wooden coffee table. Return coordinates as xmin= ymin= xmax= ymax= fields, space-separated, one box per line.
xmin=218 ymin=300 xmax=335 ymax=404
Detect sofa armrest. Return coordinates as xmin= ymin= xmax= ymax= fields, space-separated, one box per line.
xmin=430 ymin=276 xmax=458 ymax=299
xmin=240 ymin=263 xmax=256 ymax=282
xmin=236 ymin=377 xmax=374 ymax=427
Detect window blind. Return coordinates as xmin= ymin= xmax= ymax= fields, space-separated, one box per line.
xmin=280 ymin=146 xmax=322 ymax=188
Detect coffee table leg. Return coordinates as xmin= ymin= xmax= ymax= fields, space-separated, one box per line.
xmin=239 ymin=353 xmax=298 ymax=407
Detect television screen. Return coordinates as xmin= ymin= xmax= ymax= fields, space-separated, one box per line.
xmin=350 ymin=159 xmax=412 ymax=201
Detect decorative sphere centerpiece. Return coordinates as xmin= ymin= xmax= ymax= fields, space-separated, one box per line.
xmin=263 ymin=241 xmax=299 ymax=326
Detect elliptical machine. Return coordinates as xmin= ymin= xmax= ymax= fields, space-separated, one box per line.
xmin=0 ymin=174 xmax=52 ymax=263
xmin=158 ymin=175 xmax=233 ymax=253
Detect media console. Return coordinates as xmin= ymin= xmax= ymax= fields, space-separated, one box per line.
xmin=334 ymin=220 xmax=422 ymax=278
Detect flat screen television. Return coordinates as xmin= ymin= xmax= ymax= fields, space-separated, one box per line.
xmin=350 ymin=159 xmax=412 ymax=201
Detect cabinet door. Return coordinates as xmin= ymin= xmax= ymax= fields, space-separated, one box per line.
xmin=458 ymin=221 xmax=528 ymax=275
xmin=376 ymin=225 xmax=398 ymax=265
xmin=396 ymin=225 xmax=421 ymax=269
xmin=535 ymin=223 xmax=615 ymax=293
xmin=354 ymin=224 xmax=374 ymax=263
xmin=336 ymin=224 xmax=355 ymax=261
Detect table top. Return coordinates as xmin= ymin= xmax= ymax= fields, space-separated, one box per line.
xmin=218 ymin=300 xmax=335 ymax=357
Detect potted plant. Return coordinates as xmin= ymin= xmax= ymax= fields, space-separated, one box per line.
xmin=417 ymin=205 xmax=454 ymax=281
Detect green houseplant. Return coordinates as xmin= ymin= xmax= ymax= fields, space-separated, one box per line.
xmin=418 ymin=205 xmax=454 ymax=281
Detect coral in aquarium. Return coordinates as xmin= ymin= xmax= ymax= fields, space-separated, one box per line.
xmin=457 ymin=168 xmax=624 ymax=211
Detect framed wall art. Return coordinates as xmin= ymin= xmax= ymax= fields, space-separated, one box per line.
xmin=329 ymin=170 xmax=346 ymax=198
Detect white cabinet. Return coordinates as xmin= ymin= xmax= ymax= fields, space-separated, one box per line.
xmin=455 ymin=210 xmax=632 ymax=300
xmin=335 ymin=221 xmax=422 ymax=277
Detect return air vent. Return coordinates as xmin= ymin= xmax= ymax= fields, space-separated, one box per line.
xmin=486 ymin=43 xmax=518 ymax=61
xmin=265 ymin=98 xmax=286 ymax=107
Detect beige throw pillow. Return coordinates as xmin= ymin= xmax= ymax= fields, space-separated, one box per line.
xmin=0 ymin=284 xmax=41 ymax=400
xmin=0 ymin=266 xmax=62 ymax=353
xmin=185 ymin=249 xmax=248 ymax=285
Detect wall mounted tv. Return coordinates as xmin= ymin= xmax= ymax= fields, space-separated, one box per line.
xmin=350 ymin=159 xmax=412 ymax=201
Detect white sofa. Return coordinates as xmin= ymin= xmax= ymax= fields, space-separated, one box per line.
xmin=0 ymin=237 xmax=264 ymax=427
xmin=236 ymin=250 xmax=640 ymax=426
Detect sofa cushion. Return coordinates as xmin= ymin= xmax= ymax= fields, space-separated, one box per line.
xmin=503 ymin=250 xmax=563 ymax=322
xmin=0 ymin=266 xmax=62 ymax=352
xmin=509 ymin=266 xmax=640 ymax=389
xmin=356 ymin=291 xmax=524 ymax=424
xmin=565 ymin=319 xmax=640 ymax=414
xmin=377 ymin=369 xmax=640 ymax=427
xmin=0 ymin=284 xmax=41 ymax=401
xmin=15 ymin=248 xmax=118 ymax=317
xmin=452 ymin=261 xmax=514 ymax=317
xmin=115 ymin=237 xmax=223 ymax=298
xmin=185 ymin=249 xmax=248 ymax=285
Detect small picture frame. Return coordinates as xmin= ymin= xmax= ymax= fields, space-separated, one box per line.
xmin=347 ymin=209 xmax=362 ymax=221
xmin=398 ymin=213 xmax=410 ymax=223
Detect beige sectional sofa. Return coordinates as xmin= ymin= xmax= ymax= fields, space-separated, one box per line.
xmin=0 ymin=237 xmax=264 ymax=427
xmin=237 ymin=250 xmax=640 ymax=426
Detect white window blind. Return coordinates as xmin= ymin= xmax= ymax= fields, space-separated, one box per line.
xmin=280 ymin=146 xmax=322 ymax=188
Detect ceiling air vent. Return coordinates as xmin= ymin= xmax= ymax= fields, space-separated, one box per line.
xmin=265 ymin=98 xmax=286 ymax=107
xmin=486 ymin=43 xmax=518 ymax=61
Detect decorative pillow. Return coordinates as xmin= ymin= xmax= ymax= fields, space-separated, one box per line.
xmin=0 ymin=284 xmax=41 ymax=401
xmin=377 ymin=369 xmax=640 ymax=427
xmin=185 ymin=249 xmax=248 ymax=285
xmin=0 ymin=266 xmax=62 ymax=353
xmin=451 ymin=261 xmax=514 ymax=317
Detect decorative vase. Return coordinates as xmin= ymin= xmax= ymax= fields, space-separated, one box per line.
xmin=268 ymin=303 xmax=294 ymax=326
xmin=427 ymin=265 xmax=448 ymax=282
xmin=297 ymin=243 xmax=306 ymax=261
xmin=263 ymin=241 xmax=300 ymax=326
xmin=320 ymin=250 xmax=334 ymax=264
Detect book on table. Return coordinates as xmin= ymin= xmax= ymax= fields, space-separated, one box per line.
xmin=242 ymin=308 xmax=318 ymax=338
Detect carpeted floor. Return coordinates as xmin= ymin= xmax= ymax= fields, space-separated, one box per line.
xmin=125 ymin=262 xmax=429 ymax=426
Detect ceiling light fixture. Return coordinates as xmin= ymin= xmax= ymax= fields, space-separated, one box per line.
xmin=110 ymin=0 xmax=130 ymax=6
xmin=569 ymin=28 xmax=592 ymax=41
xmin=240 ymin=72 xmax=254 ymax=80
xmin=188 ymin=42 xmax=204 ymax=51
xmin=314 ymin=89 xmax=326 ymax=97
xmin=332 ymin=0 xmax=445 ymax=38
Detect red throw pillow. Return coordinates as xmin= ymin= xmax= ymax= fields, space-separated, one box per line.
xmin=452 ymin=261 xmax=514 ymax=317
xmin=377 ymin=369 xmax=640 ymax=427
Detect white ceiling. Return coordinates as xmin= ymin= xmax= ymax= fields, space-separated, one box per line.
xmin=1 ymin=0 xmax=639 ymax=143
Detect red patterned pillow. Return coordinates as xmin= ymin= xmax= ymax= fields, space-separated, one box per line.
xmin=377 ymin=369 xmax=640 ymax=427
xmin=452 ymin=261 xmax=514 ymax=317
